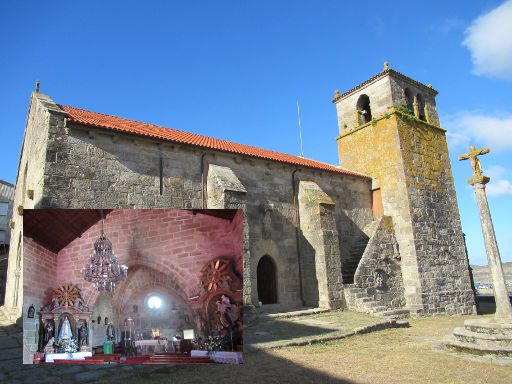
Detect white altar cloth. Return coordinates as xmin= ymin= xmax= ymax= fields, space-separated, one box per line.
xmin=46 ymin=351 xmax=92 ymax=363
xmin=191 ymin=350 xmax=243 ymax=364
xmin=134 ymin=339 xmax=168 ymax=347
xmin=134 ymin=339 xmax=168 ymax=354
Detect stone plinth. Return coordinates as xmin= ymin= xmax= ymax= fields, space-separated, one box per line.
xmin=444 ymin=318 xmax=512 ymax=358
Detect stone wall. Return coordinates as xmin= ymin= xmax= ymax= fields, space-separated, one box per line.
xmin=338 ymin=110 xmax=476 ymax=315
xmin=4 ymin=92 xmax=374 ymax=313
xmin=397 ymin=116 xmax=475 ymax=315
xmin=22 ymin=236 xmax=59 ymax=363
xmin=353 ymin=216 xmax=404 ymax=310
xmin=4 ymin=92 xmax=66 ymax=316
xmin=334 ymin=72 xmax=439 ymax=134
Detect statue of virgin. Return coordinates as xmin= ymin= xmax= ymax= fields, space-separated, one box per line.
xmin=58 ymin=316 xmax=73 ymax=341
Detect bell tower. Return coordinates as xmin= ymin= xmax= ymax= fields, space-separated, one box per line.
xmin=334 ymin=64 xmax=476 ymax=315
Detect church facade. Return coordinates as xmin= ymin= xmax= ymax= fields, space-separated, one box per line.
xmin=3 ymin=66 xmax=476 ymax=322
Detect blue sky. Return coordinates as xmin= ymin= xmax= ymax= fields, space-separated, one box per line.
xmin=1 ymin=1 xmax=511 ymax=266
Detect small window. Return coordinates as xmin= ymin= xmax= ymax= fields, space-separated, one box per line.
xmin=147 ymin=296 xmax=162 ymax=309
xmin=0 ymin=230 xmax=5 ymax=244
xmin=0 ymin=202 xmax=8 ymax=216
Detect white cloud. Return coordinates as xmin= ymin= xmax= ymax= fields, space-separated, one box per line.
xmin=462 ymin=1 xmax=512 ymax=81
xmin=445 ymin=111 xmax=512 ymax=151
xmin=486 ymin=179 xmax=512 ymax=197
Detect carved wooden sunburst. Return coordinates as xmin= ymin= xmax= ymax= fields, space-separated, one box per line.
xmin=201 ymin=259 xmax=230 ymax=292
xmin=53 ymin=283 xmax=81 ymax=307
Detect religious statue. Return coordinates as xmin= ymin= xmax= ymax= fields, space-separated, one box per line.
xmin=458 ymin=146 xmax=490 ymax=183
xmin=58 ymin=316 xmax=73 ymax=341
xmin=151 ymin=328 xmax=161 ymax=339
xmin=216 ymin=295 xmax=240 ymax=329
xmin=43 ymin=320 xmax=55 ymax=349
xmin=106 ymin=323 xmax=115 ymax=342
xmin=78 ymin=321 xmax=89 ymax=348
xmin=375 ymin=270 xmax=385 ymax=292
xmin=52 ymin=297 xmax=60 ymax=309
xmin=27 ymin=304 xmax=35 ymax=318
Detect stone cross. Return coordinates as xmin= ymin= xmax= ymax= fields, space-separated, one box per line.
xmin=459 ymin=146 xmax=512 ymax=319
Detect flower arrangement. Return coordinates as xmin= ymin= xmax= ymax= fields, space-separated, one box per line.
xmin=203 ymin=335 xmax=223 ymax=355
xmin=55 ymin=338 xmax=78 ymax=353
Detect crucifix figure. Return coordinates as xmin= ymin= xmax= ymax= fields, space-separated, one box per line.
xmin=458 ymin=146 xmax=490 ymax=184
xmin=459 ymin=146 xmax=512 ymax=319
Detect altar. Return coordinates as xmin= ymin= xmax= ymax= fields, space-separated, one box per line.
xmin=191 ymin=350 xmax=243 ymax=364
xmin=45 ymin=351 xmax=92 ymax=363
xmin=134 ymin=339 xmax=168 ymax=354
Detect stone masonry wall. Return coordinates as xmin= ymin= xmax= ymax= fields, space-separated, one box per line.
xmin=4 ymin=93 xmax=65 ymax=316
xmin=4 ymin=92 xmax=374 ymax=312
xmin=22 ymin=236 xmax=59 ymax=363
xmin=338 ymin=110 xmax=476 ymax=315
xmin=353 ymin=216 xmax=404 ymax=310
xmin=298 ymin=181 xmax=344 ymax=309
xmin=396 ymin=116 xmax=475 ymax=315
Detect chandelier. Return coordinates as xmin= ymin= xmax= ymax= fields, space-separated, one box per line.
xmin=82 ymin=212 xmax=128 ymax=291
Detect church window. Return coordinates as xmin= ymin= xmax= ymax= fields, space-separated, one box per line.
xmin=356 ymin=94 xmax=372 ymax=125
xmin=0 ymin=202 xmax=8 ymax=216
xmin=147 ymin=295 xmax=162 ymax=309
xmin=416 ymin=93 xmax=426 ymax=121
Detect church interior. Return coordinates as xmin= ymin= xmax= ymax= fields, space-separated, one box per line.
xmin=22 ymin=209 xmax=244 ymax=364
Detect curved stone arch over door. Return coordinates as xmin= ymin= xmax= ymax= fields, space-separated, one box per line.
xmin=257 ymin=255 xmax=278 ymax=305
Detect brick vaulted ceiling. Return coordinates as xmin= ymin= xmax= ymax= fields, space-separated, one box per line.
xmin=23 ymin=209 xmax=113 ymax=253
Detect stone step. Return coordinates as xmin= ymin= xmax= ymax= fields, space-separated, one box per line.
xmin=453 ymin=327 xmax=512 ymax=347
xmin=370 ymin=305 xmax=388 ymax=313
xmin=444 ymin=336 xmax=512 ymax=357
xmin=377 ymin=309 xmax=410 ymax=319
xmin=464 ymin=319 xmax=512 ymax=337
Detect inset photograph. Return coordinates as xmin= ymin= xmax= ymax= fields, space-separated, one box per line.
xmin=22 ymin=209 xmax=243 ymax=365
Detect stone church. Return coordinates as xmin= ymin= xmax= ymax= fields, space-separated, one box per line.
xmin=3 ymin=64 xmax=476 ymax=322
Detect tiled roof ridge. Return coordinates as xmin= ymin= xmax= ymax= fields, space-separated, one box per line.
xmin=58 ymin=104 xmax=370 ymax=179
xmin=332 ymin=68 xmax=438 ymax=103
xmin=0 ymin=179 xmax=14 ymax=187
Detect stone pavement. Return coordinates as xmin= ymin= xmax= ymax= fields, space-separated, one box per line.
xmin=245 ymin=308 xmax=408 ymax=348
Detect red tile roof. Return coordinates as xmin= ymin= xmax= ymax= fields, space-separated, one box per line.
xmin=59 ymin=104 xmax=370 ymax=179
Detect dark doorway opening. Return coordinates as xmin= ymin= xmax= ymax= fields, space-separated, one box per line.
xmin=257 ymin=255 xmax=277 ymax=304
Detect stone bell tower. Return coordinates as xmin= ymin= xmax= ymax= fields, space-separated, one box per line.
xmin=334 ymin=63 xmax=476 ymax=315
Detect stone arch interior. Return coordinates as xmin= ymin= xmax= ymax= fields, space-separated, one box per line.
xmin=257 ymin=255 xmax=278 ymax=305
xmin=356 ymin=94 xmax=372 ymax=124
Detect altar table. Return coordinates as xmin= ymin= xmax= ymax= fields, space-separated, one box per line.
xmin=134 ymin=339 xmax=168 ymax=354
xmin=45 ymin=351 xmax=92 ymax=363
xmin=191 ymin=350 xmax=243 ymax=364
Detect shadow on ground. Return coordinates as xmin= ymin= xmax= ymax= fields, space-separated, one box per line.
xmin=0 ymin=318 xmax=357 ymax=384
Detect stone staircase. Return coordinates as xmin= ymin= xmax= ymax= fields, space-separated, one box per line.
xmin=344 ymin=284 xmax=410 ymax=319
xmin=444 ymin=318 xmax=512 ymax=357
xmin=342 ymin=236 xmax=370 ymax=284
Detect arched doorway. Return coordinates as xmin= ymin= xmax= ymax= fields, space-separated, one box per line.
xmin=257 ymin=255 xmax=277 ymax=304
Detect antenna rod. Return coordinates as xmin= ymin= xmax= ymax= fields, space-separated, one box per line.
xmin=297 ymin=100 xmax=304 ymax=158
